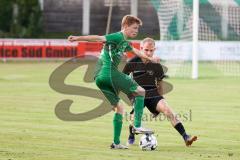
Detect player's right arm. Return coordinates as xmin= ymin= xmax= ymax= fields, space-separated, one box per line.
xmin=68 ymin=35 xmax=106 ymax=42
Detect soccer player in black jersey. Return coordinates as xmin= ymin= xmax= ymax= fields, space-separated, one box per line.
xmin=123 ymin=38 xmax=197 ymax=147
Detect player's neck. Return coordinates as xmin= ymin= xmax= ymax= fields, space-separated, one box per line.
xmin=121 ymin=30 xmax=128 ymax=40
xmin=141 ymin=58 xmax=148 ymax=64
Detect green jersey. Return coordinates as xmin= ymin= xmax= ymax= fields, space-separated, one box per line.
xmin=95 ymin=32 xmax=133 ymax=77
xmin=94 ymin=32 xmax=138 ymax=106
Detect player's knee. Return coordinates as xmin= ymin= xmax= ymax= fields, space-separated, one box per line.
xmin=165 ymin=107 xmax=173 ymax=117
xmin=114 ymin=103 xmax=124 ymax=114
xmin=136 ymin=87 xmax=145 ymax=96
xmin=157 ymin=100 xmax=171 ymax=115
xmin=159 ymin=106 xmax=169 ymax=116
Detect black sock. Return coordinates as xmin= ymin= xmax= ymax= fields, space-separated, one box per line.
xmin=129 ymin=125 xmax=134 ymax=137
xmin=174 ymin=123 xmax=188 ymax=140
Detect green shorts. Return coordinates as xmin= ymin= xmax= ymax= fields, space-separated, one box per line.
xmin=95 ymin=69 xmax=138 ymax=106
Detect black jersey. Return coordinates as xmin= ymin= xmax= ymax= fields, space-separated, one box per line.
xmin=122 ymin=56 xmax=165 ymax=98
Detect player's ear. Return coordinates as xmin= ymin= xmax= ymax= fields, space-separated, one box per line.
xmin=122 ymin=24 xmax=128 ymax=30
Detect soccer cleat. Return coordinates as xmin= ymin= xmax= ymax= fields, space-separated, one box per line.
xmin=184 ymin=135 xmax=198 ymax=147
xmin=132 ymin=126 xmax=154 ymax=134
xmin=110 ymin=143 xmax=129 ymax=149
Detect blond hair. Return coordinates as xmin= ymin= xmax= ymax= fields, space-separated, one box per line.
xmin=140 ymin=37 xmax=155 ymax=47
xmin=121 ymin=15 xmax=142 ymax=28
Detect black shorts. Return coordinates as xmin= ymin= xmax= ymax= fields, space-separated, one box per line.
xmin=130 ymin=96 xmax=164 ymax=116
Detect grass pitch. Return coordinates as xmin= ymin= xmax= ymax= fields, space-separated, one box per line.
xmin=0 ymin=61 xmax=239 ymax=160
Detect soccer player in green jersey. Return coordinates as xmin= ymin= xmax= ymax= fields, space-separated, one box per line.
xmin=68 ymin=15 xmax=159 ymax=149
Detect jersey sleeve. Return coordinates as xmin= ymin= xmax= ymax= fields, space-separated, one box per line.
xmin=125 ymin=42 xmax=133 ymax=52
xmin=105 ymin=32 xmax=122 ymax=43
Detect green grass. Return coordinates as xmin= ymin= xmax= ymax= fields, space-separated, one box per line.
xmin=0 ymin=61 xmax=239 ymax=160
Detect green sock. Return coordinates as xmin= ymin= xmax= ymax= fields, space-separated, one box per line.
xmin=113 ymin=113 xmax=123 ymax=145
xmin=134 ymin=96 xmax=144 ymax=128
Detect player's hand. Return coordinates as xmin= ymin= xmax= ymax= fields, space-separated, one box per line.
xmin=149 ymin=56 xmax=160 ymax=63
xmin=68 ymin=35 xmax=78 ymax=42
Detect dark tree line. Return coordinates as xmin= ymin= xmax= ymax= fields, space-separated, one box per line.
xmin=0 ymin=0 xmax=42 ymax=38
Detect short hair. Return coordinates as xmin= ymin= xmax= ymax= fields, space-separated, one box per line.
xmin=121 ymin=15 xmax=142 ymax=28
xmin=140 ymin=37 xmax=155 ymax=47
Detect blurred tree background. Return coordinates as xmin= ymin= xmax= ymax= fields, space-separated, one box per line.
xmin=0 ymin=0 xmax=42 ymax=38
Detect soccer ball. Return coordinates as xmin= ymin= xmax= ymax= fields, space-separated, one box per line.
xmin=139 ymin=134 xmax=158 ymax=151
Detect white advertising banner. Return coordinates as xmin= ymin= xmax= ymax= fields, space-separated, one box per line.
xmin=155 ymin=41 xmax=240 ymax=61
